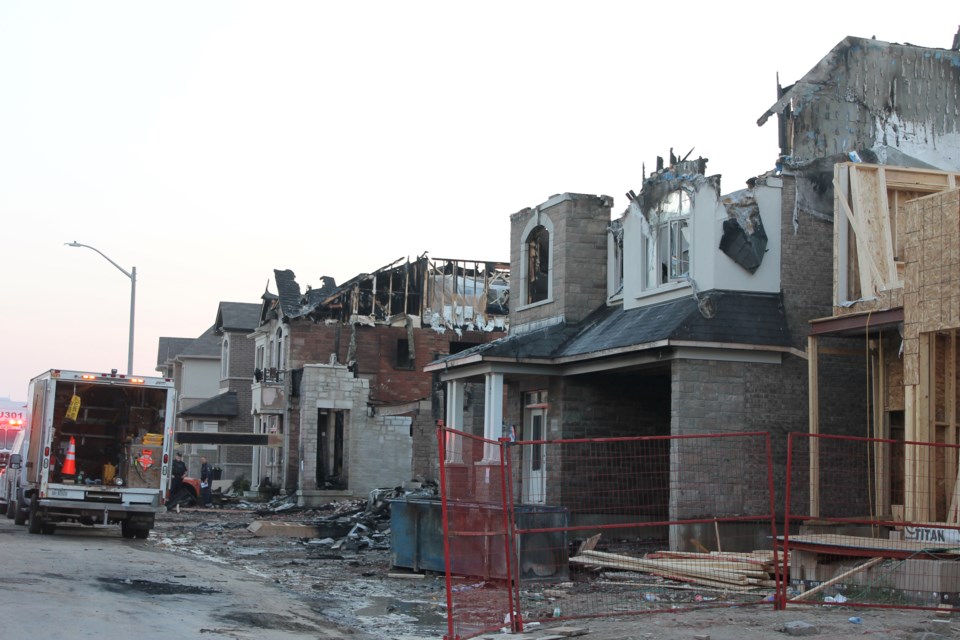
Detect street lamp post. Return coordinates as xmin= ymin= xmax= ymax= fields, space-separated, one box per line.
xmin=65 ymin=242 xmax=137 ymax=375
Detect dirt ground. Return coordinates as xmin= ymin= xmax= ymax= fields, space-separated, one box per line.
xmin=149 ymin=503 xmax=960 ymax=640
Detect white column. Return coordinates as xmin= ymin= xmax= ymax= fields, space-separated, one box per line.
xmin=483 ymin=372 xmax=504 ymax=460
xmin=444 ymin=380 xmax=464 ymax=463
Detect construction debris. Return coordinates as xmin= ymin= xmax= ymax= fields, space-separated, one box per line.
xmin=570 ymin=548 xmax=779 ymax=591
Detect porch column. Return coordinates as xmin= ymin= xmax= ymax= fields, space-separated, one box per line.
xmin=444 ymin=379 xmax=465 ymax=462
xmin=483 ymin=372 xmax=504 ymax=460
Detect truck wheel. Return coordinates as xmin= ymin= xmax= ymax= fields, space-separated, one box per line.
xmin=27 ymin=503 xmax=42 ymax=535
xmin=13 ymin=500 xmax=26 ymax=526
xmin=134 ymin=528 xmax=150 ymax=540
xmin=121 ymin=521 xmax=135 ymax=539
xmin=42 ymin=523 xmax=56 ymax=535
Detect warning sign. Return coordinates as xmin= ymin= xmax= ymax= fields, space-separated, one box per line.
xmin=137 ymin=449 xmax=154 ymax=470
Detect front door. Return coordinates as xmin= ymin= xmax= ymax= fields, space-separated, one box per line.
xmin=523 ymin=404 xmax=547 ymax=504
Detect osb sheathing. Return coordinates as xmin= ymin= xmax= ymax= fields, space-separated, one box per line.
xmin=902 ymin=189 xmax=960 ymax=387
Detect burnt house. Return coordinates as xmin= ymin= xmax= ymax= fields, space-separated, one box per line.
xmin=759 ymin=35 xmax=960 ymax=528
xmin=250 ymin=254 xmax=509 ymax=506
xmin=424 ymin=32 xmax=960 ymax=550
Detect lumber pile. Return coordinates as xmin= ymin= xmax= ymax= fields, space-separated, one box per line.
xmin=570 ymin=549 xmax=779 ymax=591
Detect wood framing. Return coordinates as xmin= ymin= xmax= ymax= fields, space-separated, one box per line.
xmin=816 ymin=173 xmax=960 ymax=525
xmin=834 ymin=163 xmax=960 ymax=316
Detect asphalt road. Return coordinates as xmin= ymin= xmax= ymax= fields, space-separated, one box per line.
xmin=0 ymin=516 xmax=366 ymax=639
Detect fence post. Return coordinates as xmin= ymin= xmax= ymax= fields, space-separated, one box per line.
xmin=499 ymin=437 xmax=522 ymax=633
xmin=438 ymin=426 xmax=458 ymax=640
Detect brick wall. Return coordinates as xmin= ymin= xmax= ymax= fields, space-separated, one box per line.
xmin=779 ymin=175 xmax=834 ymax=349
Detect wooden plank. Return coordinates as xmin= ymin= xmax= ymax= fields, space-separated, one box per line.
xmin=920 ymin=333 xmax=933 ymax=521
xmin=850 ymin=165 xmax=894 ymax=293
xmin=837 ymin=174 xmax=881 ymax=297
xmin=884 ymin=167 xmax=959 ymax=192
xmin=792 ymin=558 xmax=884 ymax=601
xmin=905 ymin=385 xmax=917 ymax=522
xmin=577 ymin=533 xmax=602 ymax=555
xmin=876 ymin=168 xmax=898 ymax=285
xmin=876 ymin=336 xmax=891 ymax=519
xmin=571 ymin=552 xmax=757 ymax=587
xmin=834 ymin=163 xmax=848 ymax=306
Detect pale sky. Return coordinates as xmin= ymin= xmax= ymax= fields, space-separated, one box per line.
xmin=0 ymin=2 xmax=956 ymax=399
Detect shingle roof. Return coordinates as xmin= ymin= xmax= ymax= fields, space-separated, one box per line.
xmin=216 ymin=302 xmax=261 ymax=333
xmin=156 ymin=337 xmax=195 ymax=367
xmin=178 ymin=391 xmax=238 ymax=418
xmin=178 ymin=325 xmax=221 ymax=358
xmin=435 ymin=291 xmax=790 ymax=366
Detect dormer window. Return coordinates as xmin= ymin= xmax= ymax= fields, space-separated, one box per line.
xmin=526 ymin=225 xmax=550 ymax=304
xmin=643 ymin=189 xmax=691 ymax=290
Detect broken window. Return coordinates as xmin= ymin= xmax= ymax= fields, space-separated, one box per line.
xmin=643 ymin=190 xmax=691 ymax=290
xmin=609 ymin=220 xmax=624 ymax=295
xmin=526 ymin=225 xmax=550 ymax=304
xmin=395 ymin=339 xmax=414 ymax=369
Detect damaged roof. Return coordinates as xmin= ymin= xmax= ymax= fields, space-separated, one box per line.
xmin=432 ymin=291 xmax=790 ymax=368
xmin=178 ymin=391 xmax=238 ymax=418
xmin=757 ymin=35 xmax=960 ymax=170
xmin=274 ymin=269 xmax=338 ymax=320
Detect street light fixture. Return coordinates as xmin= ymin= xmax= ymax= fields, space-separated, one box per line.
xmin=65 ymin=241 xmax=137 ymax=375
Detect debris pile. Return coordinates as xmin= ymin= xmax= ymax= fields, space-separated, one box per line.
xmin=245 ymin=480 xmax=439 ymax=553
xmin=571 ymin=549 xmax=779 ymax=591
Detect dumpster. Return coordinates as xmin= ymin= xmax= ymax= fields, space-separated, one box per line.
xmin=389 ymin=497 xmax=568 ymax=581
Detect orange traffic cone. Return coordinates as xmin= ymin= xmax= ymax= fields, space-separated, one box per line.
xmin=61 ymin=437 xmax=77 ymax=476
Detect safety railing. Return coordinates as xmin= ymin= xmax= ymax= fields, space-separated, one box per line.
xmin=783 ymin=433 xmax=960 ymax=612
xmin=437 ymin=429 xmax=779 ymax=639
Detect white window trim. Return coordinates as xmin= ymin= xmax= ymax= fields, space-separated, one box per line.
xmin=221 ymin=338 xmax=230 ymax=379
xmin=640 ymin=190 xmax=693 ymax=293
xmin=517 ymin=212 xmax=554 ymax=310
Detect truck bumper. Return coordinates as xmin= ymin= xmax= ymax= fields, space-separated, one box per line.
xmin=37 ymin=499 xmax=162 ymax=525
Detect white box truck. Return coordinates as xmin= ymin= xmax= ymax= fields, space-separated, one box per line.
xmin=19 ymin=369 xmax=176 ymax=538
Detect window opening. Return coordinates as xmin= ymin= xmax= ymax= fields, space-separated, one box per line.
xmin=643 ymin=189 xmax=691 ymax=289
xmin=395 ymin=339 xmax=414 ymax=369
xmin=526 ymin=225 xmax=549 ymax=303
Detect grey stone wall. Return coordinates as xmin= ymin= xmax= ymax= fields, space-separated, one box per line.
xmin=509 ymin=193 xmax=611 ymax=329
xmin=298 ymin=364 xmax=412 ymax=497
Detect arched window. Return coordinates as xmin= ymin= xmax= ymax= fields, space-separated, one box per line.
xmin=221 ymin=338 xmax=230 ymax=379
xmin=526 ymin=225 xmax=550 ymax=304
xmin=643 ymin=189 xmax=691 ymax=290
xmin=275 ymin=327 xmax=284 ymax=371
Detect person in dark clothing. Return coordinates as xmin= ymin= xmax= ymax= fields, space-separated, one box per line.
xmin=199 ymin=456 xmax=213 ymax=507
xmin=166 ymin=451 xmax=187 ymax=509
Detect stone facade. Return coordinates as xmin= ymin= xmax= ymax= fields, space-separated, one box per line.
xmin=510 ymin=193 xmax=611 ymax=331
xmin=295 ymin=363 xmax=413 ymax=506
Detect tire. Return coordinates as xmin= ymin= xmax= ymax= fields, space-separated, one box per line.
xmin=134 ymin=528 xmax=150 ymax=540
xmin=42 ymin=523 xmax=56 ymax=535
xmin=27 ymin=502 xmax=42 ymax=535
xmin=13 ymin=500 xmax=26 ymax=526
xmin=121 ymin=521 xmax=135 ymax=539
